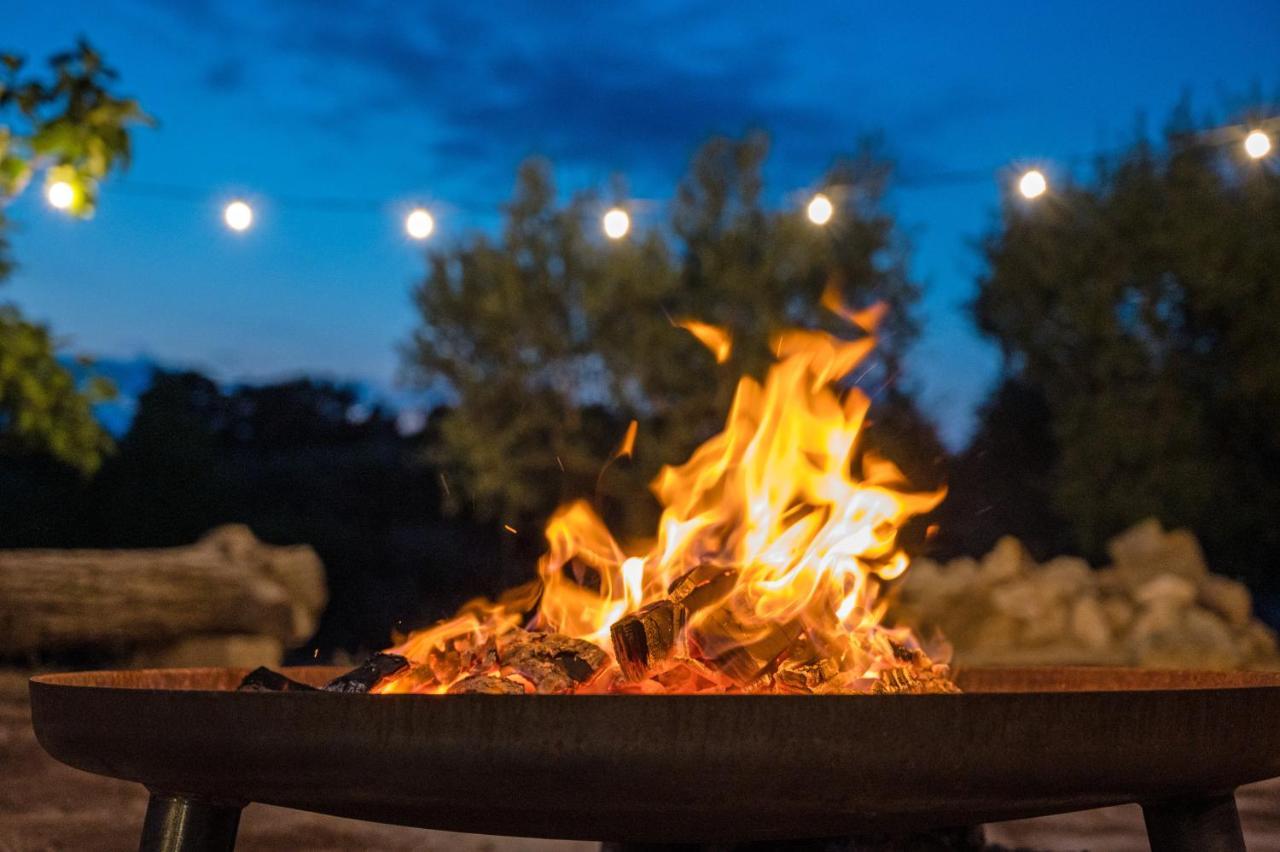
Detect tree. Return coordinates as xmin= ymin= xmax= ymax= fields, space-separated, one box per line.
xmin=406 ymin=134 xmax=929 ymax=538
xmin=974 ymin=108 xmax=1280 ymax=585
xmin=0 ymin=41 xmax=150 ymax=472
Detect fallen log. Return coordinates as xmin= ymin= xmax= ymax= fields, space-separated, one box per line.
xmin=0 ymin=526 xmax=326 ymax=658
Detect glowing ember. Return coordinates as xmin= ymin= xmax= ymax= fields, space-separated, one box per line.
xmin=377 ymin=299 xmax=949 ymax=695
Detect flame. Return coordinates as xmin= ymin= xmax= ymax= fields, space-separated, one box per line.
xmin=614 ymin=419 xmax=638 ymax=461
xmin=676 ymin=318 xmax=733 ymax=363
xmin=379 ymin=302 xmax=945 ymax=694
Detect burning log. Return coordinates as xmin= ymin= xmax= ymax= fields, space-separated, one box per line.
xmin=686 ymin=602 xmax=803 ymax=685
xmin=323 ymin=653 xmax=410 ymax=693
xmin=236 ymin=667 xmax=317 ymax=692
xmin=667 ymin=563 xmax=738 ymax=612
xmin=498 ymin=631 xmax=608 ymax=693
xmin=448 ymin=675 xmax=526 ymax=695
xmin=610 ymin=600 xmax=687 ymax=681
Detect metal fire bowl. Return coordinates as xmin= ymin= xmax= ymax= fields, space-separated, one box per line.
xmin=29 ymin=666 xmax=1280 ymax=843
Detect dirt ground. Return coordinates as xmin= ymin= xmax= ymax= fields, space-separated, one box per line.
xmin=2 ymin=669 xmax=1277 ymax=851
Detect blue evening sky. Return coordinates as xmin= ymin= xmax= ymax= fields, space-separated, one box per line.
xmin=4 ymin=2 xmax=1278 ymax=446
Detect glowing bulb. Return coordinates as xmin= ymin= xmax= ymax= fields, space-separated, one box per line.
xmin=405 ymin=208 xmax=434 ymax=240
xmin=603 ymin=207 xmax=630 ymax=240
xmin=223 ymin=200 xmax=253 ymax=232
xmin=1018 ymin=169 xmax=1047 ymax=200
xmin=46 ymin=180 xmax=75 ymax=210
xmin=1244 ymin=130 xmax=1272 ymax=160
xmin=806 ymin=192 xmax=834 ymax=225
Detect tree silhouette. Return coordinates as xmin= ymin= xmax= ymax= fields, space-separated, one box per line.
xmin=406 ymin=134 xmax=932 ymax=539
xmin=974 ymin=106 xmax=1280 ymax=585
xmin=0 ymin=41 xmax=150 ymax=472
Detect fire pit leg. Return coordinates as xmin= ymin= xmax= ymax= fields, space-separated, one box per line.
xmin=139 ymin=792 xmax=242 ymax=852
xmin=1141 ymin=791 xmax=1245 ymax=852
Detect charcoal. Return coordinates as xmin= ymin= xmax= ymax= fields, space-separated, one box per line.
xmin=499 ymin=631 xmax=608 ymax=693
xmin=872 ymin=664 xmax=961 ymax=695
xmin=776 ymin=657 xmax=840 ymax=693
xmin=237 ymin=667 xmax=318 ymax=692
xmin=322 ymin=653 xmax=410 ymax=693
xmin=448 ymin=674 xmax=526 ymax=695
xmin=611 ymin=599 xmax=687 ymax=681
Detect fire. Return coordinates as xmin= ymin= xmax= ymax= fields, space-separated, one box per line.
xmin=377 ymin=300 xmax=948 ymax=695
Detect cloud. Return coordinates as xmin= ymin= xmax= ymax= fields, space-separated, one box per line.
xmin=158 ymin=2 xmax=848 ymax=188
xmin=137 ymin=1 xmax=1016 ymax=196
xmin=202 ymin=58 xmax=244 ymax=92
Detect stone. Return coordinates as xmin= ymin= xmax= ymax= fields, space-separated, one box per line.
xmin=130 ymin=633 xmax=284 ymax=668
xmin=1094 ymin=566 xmax=1124 ymax=592
xmin=1182 ymin=609 xmax=1244 ymax=669
xmin=1199 ymin=575 xmax=1253 ymax=628
xmin=1133 ymin=607 xmax=1241 ymax=670
xmin=980 ymin=536 xmax=1029 ymax=585
xmin=1108 ymin=519 xmax=1208 ymax=591
xmin=1020 ymin=602 xmax=1069 ymax=646
xmin=1070 ymin=596 xmax=1112 ymax=651
xmin=990 ymin=582 xmax=1049 ymax=621
xmin=1100 ymin=596 xmax=1135 ymax=631
xmin=1034 ymin=556 xmax=1092 ymax=600
xmin=1243 ymin=622 xmax=1280 ymax=662
xmin=1134 ymin=575 xmax=1198 ymax=609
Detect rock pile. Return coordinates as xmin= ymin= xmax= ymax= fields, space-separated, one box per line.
xmin=897 ymin=518 xmax=1279 ymax=670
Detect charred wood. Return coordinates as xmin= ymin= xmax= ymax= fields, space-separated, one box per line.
xmin=872 ymin=664 xmax=961 ymax=695
xmin=610 ymin=600 xmax=687 ymax=681
xmin=236 ymin=667 xmax=317 ymax=692
xmin=668 ymin=563 xmax=738 ymax=613
xmin=322 ymin=653 xmax=410 ymax=693
xmin=686 ymin=603 xmax=802 ymax=685
xmin=448 ymin=674 xmax=526 ymax=695
xmin=499 ymin=631 xmax=608 ymax=693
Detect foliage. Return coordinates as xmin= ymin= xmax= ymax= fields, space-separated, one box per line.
xmin=974 ymin=112 xmax=1280 ymax=583
xmin=0 ymin=370 xmax=512 ymax=652
xmin=0 ymin=306 xmax=114 ymax=472
xmin=407 ymin=134 xmax=930 ymax=536
xmin=0 ymin=40 xmax=151 ymax=214
xmin=0 ymin=40 xmax=149 ymax=472
xmin=929 ymin=377 xmax=1073 ymax=562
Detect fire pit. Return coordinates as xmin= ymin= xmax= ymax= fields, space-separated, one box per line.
xmin=29 ymin=309 xmax=1279 ymax=851
xmin=31 ymin=665 xmax=1280 ymax=850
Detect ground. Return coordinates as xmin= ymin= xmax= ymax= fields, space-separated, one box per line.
xmin=2 ymin=669 xmax=1277 ymax=851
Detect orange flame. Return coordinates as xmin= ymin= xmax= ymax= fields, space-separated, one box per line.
xmin=675 ymin=318 xmax=733 ymax=363
xmin=379 ymin=302 xmax=944 ymax=694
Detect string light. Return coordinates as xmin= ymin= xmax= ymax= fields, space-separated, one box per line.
xmin=223 ymin=199 xmax=253 ymax=232
xmin=1018 ymin=169 xmax=1047 ymax=200
xmin=806 ymin=193 xmax=834 ymax=225
xmin=46 ymin=180 xmax=76 ymax=211
xmin=43 ymin=118 xmax=1277 ymax=238
xmin=405 ymin=207 xmax=435 ymax=240
xmin=1244 ymin=130 xmax=1272 ymax=160
xmin=602 ymin=207 xmax=630 ymax=240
